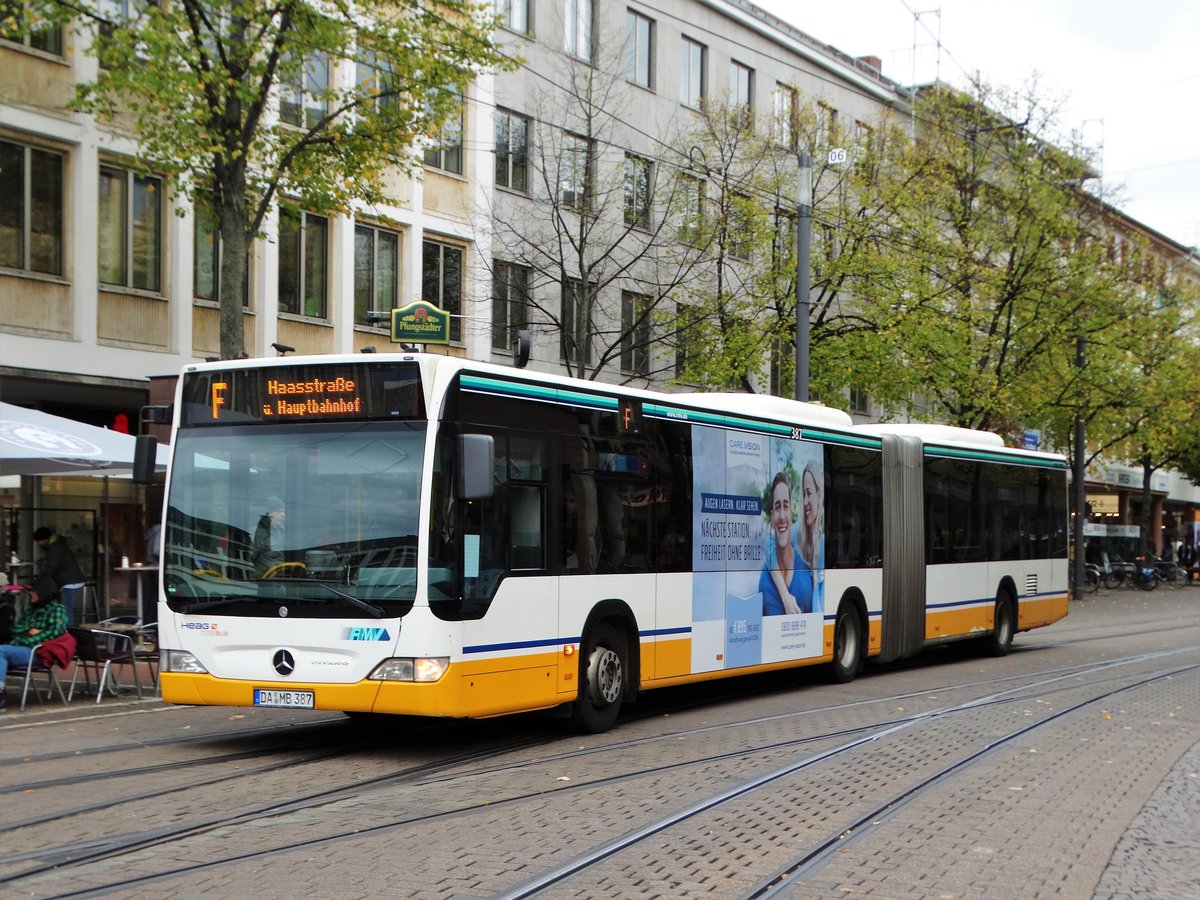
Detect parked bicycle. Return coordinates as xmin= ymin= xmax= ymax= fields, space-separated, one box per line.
xmin=1100 ymin=554 xmax=1136 ymax=589
xmin=1071 ymin=562 xmax=1101 ymax=594
xmin=1155 ymin=558 xmax=1189 ymax=588
xmin=1132 ymin=556 xmax=1160 ymax=591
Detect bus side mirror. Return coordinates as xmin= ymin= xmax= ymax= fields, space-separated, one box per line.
xmin=456 ymin=434 xmax=495 ymax=500
xmin=512 ymin=329 xmax=531 ymax=368
xmin=133 ymin=434 xmax=159 ymax=485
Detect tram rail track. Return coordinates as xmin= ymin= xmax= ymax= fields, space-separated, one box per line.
xmin=6 ymin=644 xmax=1196 ymax=897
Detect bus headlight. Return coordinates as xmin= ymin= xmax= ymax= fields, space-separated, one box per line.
xmin=164 ymin=650 xmax=208 ymax=674
xmin=369 ymin=657 xmax=449 ymax=683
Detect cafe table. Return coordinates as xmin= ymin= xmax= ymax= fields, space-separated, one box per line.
xmin=113 ymin=563 xmax=160 ymax=625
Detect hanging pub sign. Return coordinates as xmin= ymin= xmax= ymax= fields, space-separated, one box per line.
xmin=391 ymin=300 xmax=450 ymax=345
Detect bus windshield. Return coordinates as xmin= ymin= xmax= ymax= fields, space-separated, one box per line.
xmin=162 ymin=421 xmax=426 ymax=617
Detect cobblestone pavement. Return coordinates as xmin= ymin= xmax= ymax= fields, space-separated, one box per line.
xmin=1092 ymin=740 xmax=1200 ymax=899
xmin=1 ymin=589 xmax=1197 ymax=898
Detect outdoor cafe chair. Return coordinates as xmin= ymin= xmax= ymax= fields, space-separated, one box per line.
xmin=67 ymin=627 xmax=143 ymax=703
xmin=133 ymin=622 xmax=159 ymax=692
xmin=8 ymin=642 xmax=69 ymax=711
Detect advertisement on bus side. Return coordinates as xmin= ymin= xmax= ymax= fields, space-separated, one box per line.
xmin=689 ymin=426 xmax=825 ymax=672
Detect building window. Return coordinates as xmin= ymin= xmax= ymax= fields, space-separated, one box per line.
xmin=98 ymin=164 xmax=161 ymax=292
xmin=561 ymin=132 xmax=592 ymax=212
xmin=492 ymin=261 xmax=529 ymax=351
xmin=728 ymin=192 xmax=753 ymax=259
xmin=674 ymin=304 xmax=697 ymax=380
xmin=422 ymin=239 xmax=463 ymax=342
xmin=817 ymin=101 xmax=838 ymax=147
xmin=278 ymin=208 xmax=328 ymax=318
xmin=280 ymin=50 xmax=328 ymax=128
xmin=192 ymin=193 xmax=249 ymax=306
xmin=354 ymin=223 xmax=400 ymax=325
xmin=497 ymin=0 xmax=529 ymax=33
xmin=624 ymin=153 xmax=652 ymax=228
xmin=773 ymin=83 xmax=797 ymax=148
xmin=565 ymin=0 xmax=593 ymax=62
xmin=356 ymin=47 xmax=397 ymax=114
xmin=0 ymin=139 xmax=62 ymax=276
xmin=730 ymin=61 xmax=753 ymax=115
xmin=561 ymin=277 xmax=591 ymax=366
xmin=773 ymin=207 xmax=796 ymax=269
xmin=676 ymin=174 xmax=704 ymax=242
xmin=95 ymin=0 xmax=138 ymax=68
xmin=679 ymin=37 xmax=705 ymax=108
xmin=848 ymin=385 xmax=869 ymax=415
xmin=424 ymin=93 xmax=464 ymax=175
xmin=770 ymin=335 xmax=788 ymax=397
xmin=626 ymin=9 xmax=653 ymax=89
xmin=621 ymin=291 xmax=650 ymax=375
xmin=495 ymin=109 xmax=530 ymax=192
xmin=0 ymin=2 xmax=62 ymax=53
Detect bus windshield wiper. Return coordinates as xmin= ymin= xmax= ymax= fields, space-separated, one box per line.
xmin=319 ymin=583 xmax=387 ymax=618
xmin=179 ymin=596 xmax=259 ymax=614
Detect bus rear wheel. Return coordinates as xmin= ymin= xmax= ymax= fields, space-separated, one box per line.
xmin=570 ymin=622 xmax=625 ymax=733
xmin=830 ymin=603 xmax=863 ymax=683
xmin=984 ymin=593 xmax=1015 ymax=657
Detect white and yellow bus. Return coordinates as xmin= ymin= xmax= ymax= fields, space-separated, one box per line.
xmin=148 ymin=353 xmax=1069 ymax=732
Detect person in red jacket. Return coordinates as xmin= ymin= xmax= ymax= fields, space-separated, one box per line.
xmin=0 ymin=575 xmax=68 ymax=711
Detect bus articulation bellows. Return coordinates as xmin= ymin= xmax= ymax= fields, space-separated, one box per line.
xmin=150 ymin=354 xmax=1068 ymax=732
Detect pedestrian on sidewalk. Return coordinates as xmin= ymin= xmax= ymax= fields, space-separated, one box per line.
xmin=33 ymin=525 xmax=86 ymax=626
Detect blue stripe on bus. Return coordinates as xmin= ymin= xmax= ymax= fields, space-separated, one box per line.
xmin=464 ymin=636 xmax=569 ymax=654
xmin=927 ymin=590 xmax=1066 ymax=611
xmin=464 ymin=626 xmax=693 ymax=656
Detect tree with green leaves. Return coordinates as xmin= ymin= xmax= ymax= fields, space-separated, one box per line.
xmin=673 ymin=92 xmax=916 ymax=398
xmin=30 ymin=0 xmax=513 ymax=359
xmin=836 ymin=80 xmax=1126 ymax=438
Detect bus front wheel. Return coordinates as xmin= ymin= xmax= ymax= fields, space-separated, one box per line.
xmin=830 ymin=603 xmax=863 ymax=683
xmin=570 ymin=622 xmax=625 ymax=733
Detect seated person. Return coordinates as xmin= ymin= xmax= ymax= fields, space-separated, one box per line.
xmin=0 ymin=575 xmax=69 ymax=711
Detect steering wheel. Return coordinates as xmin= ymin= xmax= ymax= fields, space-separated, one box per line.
xmin=261 ymin=562 xmax=308 ymax=579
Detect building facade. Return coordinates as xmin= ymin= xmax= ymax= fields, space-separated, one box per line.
xmin=1 ymin=0 xmax=1196 ymax=591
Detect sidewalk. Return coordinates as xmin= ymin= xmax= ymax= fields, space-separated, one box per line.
xmin=2 ymin=656 xmax=158 ymax=715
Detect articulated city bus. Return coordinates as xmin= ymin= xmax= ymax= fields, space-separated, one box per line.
xmin=148 ymin=353 xmax=1069 ymax=732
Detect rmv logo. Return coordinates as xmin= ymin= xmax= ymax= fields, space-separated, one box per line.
xmin=342 ymin=627 xmax=391 ymax=641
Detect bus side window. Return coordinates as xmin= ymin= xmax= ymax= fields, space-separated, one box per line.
xmin=508 ymin=433 xmax=548 ymax=571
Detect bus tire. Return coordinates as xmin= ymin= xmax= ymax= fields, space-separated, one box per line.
xmin=984 ymin=593 xmax=1015 ymax=657
xmin=829 ymin=602 xmax=863 ymax=684
xmin=570 ymin=622 xmax=625 ymax=733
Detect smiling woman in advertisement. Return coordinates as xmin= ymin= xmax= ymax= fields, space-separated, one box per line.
xmin=759 ymin=472 xmax=813 ymax=615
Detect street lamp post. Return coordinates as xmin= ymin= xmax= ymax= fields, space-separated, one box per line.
xmin=1073 ymin=335 xmax=1087 ymax=595
xmin=795 ymin=153 xmax=812 ymax=402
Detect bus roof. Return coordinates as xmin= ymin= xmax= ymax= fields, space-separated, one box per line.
xmin=177 ymin=352 xmax=871 ymax=436
xmin=671 ymin=392 xmax=854 ymax=429
xmin=854 ymin=422 xmax=1067 ymax=463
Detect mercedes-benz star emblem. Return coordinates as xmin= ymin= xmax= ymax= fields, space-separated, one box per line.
xmin=273 ymin=649 xmax=295 ymax=677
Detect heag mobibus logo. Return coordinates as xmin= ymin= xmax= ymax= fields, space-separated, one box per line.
xmin=341 ymin=627 xmax=391 ymax=641
xmin=181 ymin=621 xmax=228 ymax=636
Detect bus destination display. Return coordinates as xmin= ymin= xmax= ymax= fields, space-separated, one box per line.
xmin=180 ymin=363 xmax=424 ymax=425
